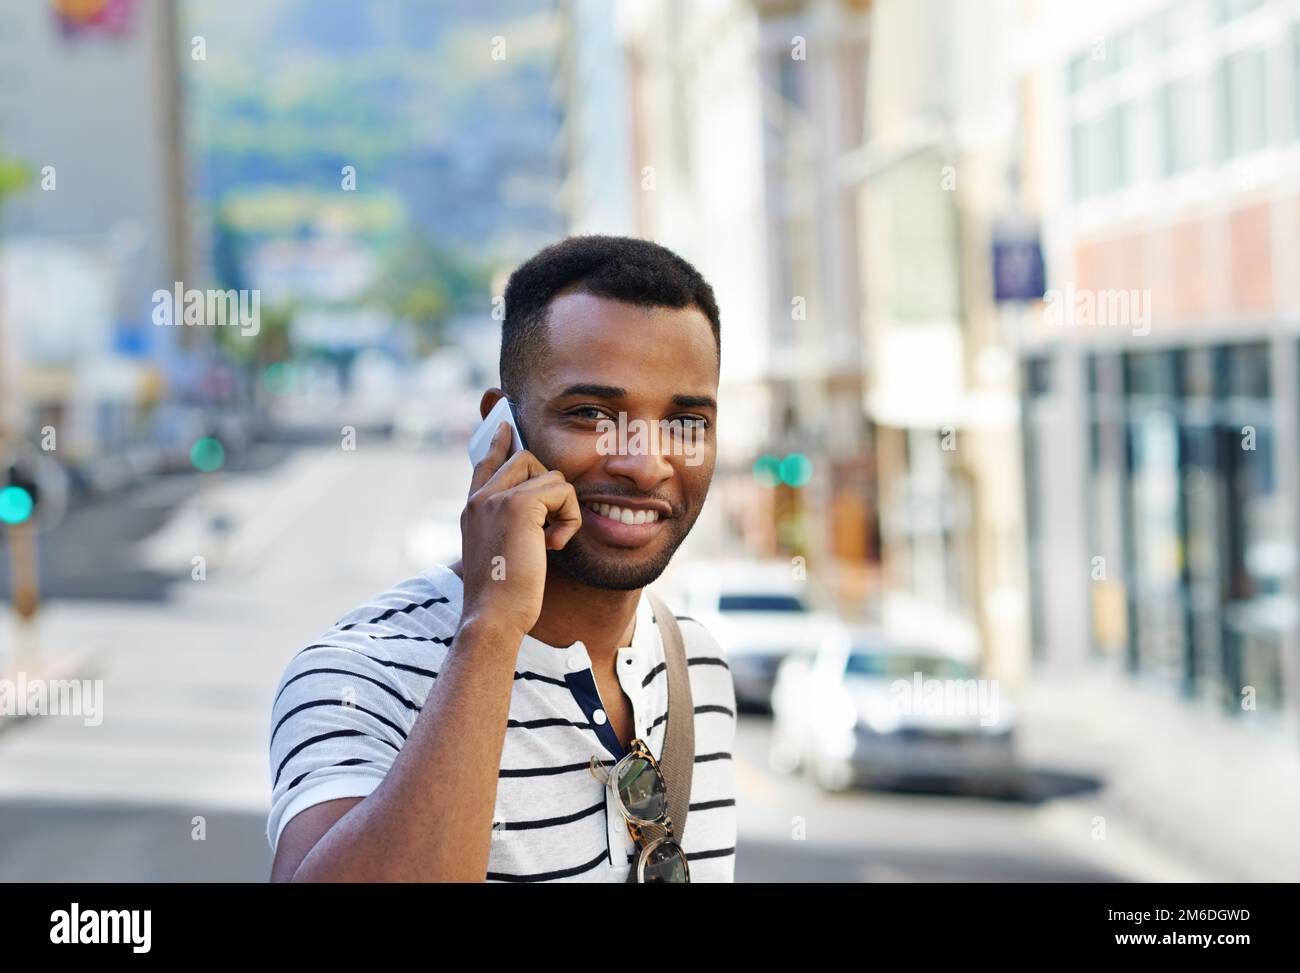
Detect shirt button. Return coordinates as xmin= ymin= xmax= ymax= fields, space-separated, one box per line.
xmin=566 ymin=654 xmax=584 ymax=672
xmin=593 ymin=708 xmax=607 ymax=725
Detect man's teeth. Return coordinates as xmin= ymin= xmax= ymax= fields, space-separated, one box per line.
xmin=584 ymin=502 xmax=659 ymax=525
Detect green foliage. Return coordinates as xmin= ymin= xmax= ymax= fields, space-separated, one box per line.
xmin=218 ymin=301 xmax=293 ymax=365
xmin=366 ymin=234 xmax=491 ymax=350
xmin=0 ymin=155 xmax=30 ymax=204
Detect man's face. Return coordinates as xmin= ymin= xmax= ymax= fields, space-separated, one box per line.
xmin=499 ymin=292 xmax=719 ymax=591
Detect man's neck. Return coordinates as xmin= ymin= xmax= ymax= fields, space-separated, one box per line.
xmin=448 ymin=560 xmax=639 ymax=666
xmin=530 ymin=571 xmax=640 ymax=666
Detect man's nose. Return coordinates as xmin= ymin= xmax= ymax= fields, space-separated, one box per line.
xmin=602 ymin=422 xmax=675 ymax=492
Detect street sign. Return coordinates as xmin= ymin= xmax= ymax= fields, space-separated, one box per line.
xmin=992 ymin=228 xmax=1045 ymax=303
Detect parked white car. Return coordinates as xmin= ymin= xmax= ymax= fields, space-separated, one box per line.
xmin=680 ymin=561 xmax=834 ymax=710
xmin=770 ymin=625 xmax=1020 ymax=796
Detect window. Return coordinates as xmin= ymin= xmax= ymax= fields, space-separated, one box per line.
xmin=717 ymin=594 xmax=808 ymax=614
xmin=1161 ymin=75 xmax=1201 ymax=176
xmin=1217 ymin=0 xmax=1264 ymax=24
xmin=1218 ymin=47 xmax=1268 ymax=160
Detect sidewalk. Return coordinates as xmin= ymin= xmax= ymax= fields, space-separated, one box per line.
xmin=1015 ymin=664 xmax=1300 ymax=882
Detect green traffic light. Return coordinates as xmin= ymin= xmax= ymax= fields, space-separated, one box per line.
xmin=190 ymin=436 xmax=226 ymax=473
xmin=752 ymin=454 xmax=781 ymax=487
xmin=779 ymin=453 xmax=813 ymax=487
xmin=0 ymin=484 xmax=34 ymax=525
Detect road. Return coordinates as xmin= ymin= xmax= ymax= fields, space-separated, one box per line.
xmin=0 ymin=438 xmax=1127 ymax=882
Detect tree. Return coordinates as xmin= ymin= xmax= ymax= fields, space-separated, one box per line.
xmin=367 ymin=233 xmax=489 ymax=352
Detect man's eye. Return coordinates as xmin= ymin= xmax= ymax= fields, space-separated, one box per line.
xmin=668 ymin=416 xmax=710 ymax=434
xmin=568 ymin=406 xmax=611 ymax=421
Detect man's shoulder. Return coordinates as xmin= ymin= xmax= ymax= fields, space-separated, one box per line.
xmin=329 ymin=567 xmax=461 ymax=641
xmin=655 ymin=609 xmax=733 ymax=711
xmin=273 ymin=567 xmax=462 ymax=701
xmin=663 ymin=611 xmax=728 ymax=663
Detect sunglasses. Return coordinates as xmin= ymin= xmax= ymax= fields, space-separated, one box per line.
xmin=589 ymin=738 xmax=690 ymax=883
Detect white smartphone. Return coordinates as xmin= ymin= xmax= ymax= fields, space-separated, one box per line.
xmin=467 ymin=395 xmax=525 ymax=466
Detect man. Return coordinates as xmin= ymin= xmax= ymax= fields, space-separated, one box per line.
xmin=267 ymin=235 xmax=736 ymax=882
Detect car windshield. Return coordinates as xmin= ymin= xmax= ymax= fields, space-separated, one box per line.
xmin=844 ymin=652 xmax=976 ymax=680
xmin=717 ymin=593 xmax=807 ymax=613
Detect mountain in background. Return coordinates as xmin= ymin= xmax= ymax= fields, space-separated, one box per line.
xmin=183 ymin=0 xmax=564 ymax=270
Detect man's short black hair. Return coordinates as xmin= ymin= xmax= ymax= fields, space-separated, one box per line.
xmin=499 ymin=235 xmax=721 ymax=403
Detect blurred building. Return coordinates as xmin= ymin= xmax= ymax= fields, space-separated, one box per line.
xmin=596 ymin=0 xmax=875 ymax=611
xmin=846 ymin=0 xmax=1032 ymax=679
xmin=556 ymin=0 xmax=638 ymax=236
xmin=0 ymin=0 xmax=192 ymax=471
xmin=1020 ymin=0 xmax=1300 ymax=731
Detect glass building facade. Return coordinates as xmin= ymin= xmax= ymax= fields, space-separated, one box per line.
xmin=1024 ymin=341 xmax=1295 ymax=720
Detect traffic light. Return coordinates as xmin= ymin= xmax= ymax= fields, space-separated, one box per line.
xmin=0 ymin=453 xmax=66 ymax=532
xmin=1 ymin=464 xmax=38 ymax=525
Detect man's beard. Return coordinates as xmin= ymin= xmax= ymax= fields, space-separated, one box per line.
xmin=546 ymin=507 xmax=699 ymax=590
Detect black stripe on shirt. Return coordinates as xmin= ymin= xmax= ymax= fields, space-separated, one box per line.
xmin=506 ymin=716 xmax=597 ymax=731
xmin=371 ymin=633 xmax=453 ymax=644
xmin=687 ymin=846 xmax=736 ymax=861
xmin=499 ymin=758 xmax=614 ymax=778
xmin=646 ymin=704 xmax=735 ymax=733
xmin=486 ymin=848 xmax=609 ymax=883
xmin=497 ymin=800 xmax=605 ymax=831
xmin=694 ymin=751 xmax=732 ymax=763
xmin=270 ymin=698 xmax=409 ymax=747
xmin=295 ymin=645 xmax=439 ymax=680
xmin=689 ymin=798 xmax=736 ymax=812
xmin=625 ymin=845 xmax=736 ymax=865
xmin=274 ymin=667 xmax=421 ymax=711
xmin=640 ymin=655 xmax=731 ymax=688
xmin=337 ymin=595 xmax=449 ymax=631
xmin=274 ymin=729 xmax=399 ymax=786
xmin=289 ymin=650 xmax=575 ymax=691
xmin=286 ymin=757 xmax=373 ymax=793
xmin=514 ymin=670 xmax=570 ymax=689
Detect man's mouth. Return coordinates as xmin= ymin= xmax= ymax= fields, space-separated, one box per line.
xmin=580 ymin=500 xmax=671 ymax=547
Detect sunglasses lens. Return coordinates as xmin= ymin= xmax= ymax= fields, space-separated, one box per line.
xmin=641 ymin=839 xmax=689 ymax=883
xmin=616 ymin=756 xmax=667 ymax=822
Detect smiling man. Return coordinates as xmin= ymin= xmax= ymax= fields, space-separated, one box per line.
xmin=267 ymin=235 xmax=737 ymax=883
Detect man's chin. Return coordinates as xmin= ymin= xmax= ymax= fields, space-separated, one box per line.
xmin=546 ymin=537 xmax=677 ymax=591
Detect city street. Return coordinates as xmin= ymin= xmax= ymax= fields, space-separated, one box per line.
xmin=0 ymin=439 xmax=1136 ymax=882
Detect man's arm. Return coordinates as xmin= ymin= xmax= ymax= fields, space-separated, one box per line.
xmin=269 ymin=420 xmax=582 ymax=882
xmin=271 ymin=616 xmax=523 ymax=882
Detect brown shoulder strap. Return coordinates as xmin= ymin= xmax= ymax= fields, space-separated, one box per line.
xmin=626 ymin=590 xmax=694 ymax=882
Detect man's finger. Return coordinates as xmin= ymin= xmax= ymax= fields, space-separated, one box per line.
xmin=524 ymin=477 xmax=583 ymax=550
xmin=494 ymin=471 xmax=581 ymax=546
xmin=478 ymin=447 xmax=552 ymax=496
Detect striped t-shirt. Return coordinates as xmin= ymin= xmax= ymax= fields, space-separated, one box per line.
xmin=267 ymin=564 xmax=737 ymax=882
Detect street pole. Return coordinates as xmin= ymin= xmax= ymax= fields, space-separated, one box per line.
xmin=7 ymin=520 xmax=39 ymax=675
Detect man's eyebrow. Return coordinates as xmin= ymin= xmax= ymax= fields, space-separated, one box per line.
xmin=557 ymin=383 xmax=626 ymax=399
xmin=671 ymin=394 xmax=717 ymax=410
xmin=554 ymin=384 xmax=716 ymax=410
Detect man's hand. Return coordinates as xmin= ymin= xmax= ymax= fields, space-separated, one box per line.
xmin=458 ymin=421 xmax=583 ymax=639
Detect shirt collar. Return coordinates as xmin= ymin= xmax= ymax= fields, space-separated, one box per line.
xmin=430 ymin=565 xmax=661 ymax=677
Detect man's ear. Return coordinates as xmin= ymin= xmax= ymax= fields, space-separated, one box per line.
xmin=479 ymin=387 xmax=506 ymax=421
